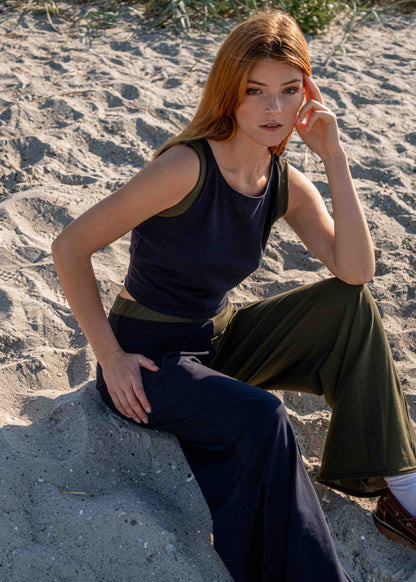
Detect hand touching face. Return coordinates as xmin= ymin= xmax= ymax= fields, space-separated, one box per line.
xmin=295 ymin=75 xmax=342 ymax=159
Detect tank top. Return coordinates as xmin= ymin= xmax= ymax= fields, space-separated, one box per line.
xmin=124 ymin=139 xmax=289 ymax=319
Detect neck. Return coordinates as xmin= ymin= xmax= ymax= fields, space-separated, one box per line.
xmin=208 ymin=136 xmax=272 ymax=192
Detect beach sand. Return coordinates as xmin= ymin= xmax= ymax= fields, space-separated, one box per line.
xmin=0 ymin=4 xmax=415 ymax=580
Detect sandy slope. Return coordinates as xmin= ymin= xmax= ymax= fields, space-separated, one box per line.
xmin=0 ymin=4 xmax=415 ymax=580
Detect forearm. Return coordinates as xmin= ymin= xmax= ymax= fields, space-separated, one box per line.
xmin=323 ymin=148 xmax=375 ymax=284
xmin=52 ymin=239 xmax=121 ymax=365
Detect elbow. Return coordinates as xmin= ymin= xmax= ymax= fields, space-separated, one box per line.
xmin=51 ymin=232 xmax=66 ymax=266
xmin=52 ymin=230 xmax=93 ymax=274
xmin=341 ymin=274 xmax=374 ymax=286
xmin=336 ymin=265 xmax=375 ymax=286
xmin=334 ymin=255 xmax=376 ymax=286
xmin=51 ymin=230 xmax=80 ymax=269
xmin=51 ymin=234 xmax=60 ymax=256
xmin=362 ymin=267 xmax=376 ymax=285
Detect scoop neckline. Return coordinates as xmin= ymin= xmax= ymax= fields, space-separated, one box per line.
xmin=204 ymin=139 xmax=273 ymax=200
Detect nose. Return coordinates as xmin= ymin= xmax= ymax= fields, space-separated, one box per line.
xmin=265 ymin=94 xmax=280 ymax=112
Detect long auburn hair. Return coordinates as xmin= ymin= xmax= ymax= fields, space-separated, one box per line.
xmin=156 ymin=10 xmax=311 ymax=158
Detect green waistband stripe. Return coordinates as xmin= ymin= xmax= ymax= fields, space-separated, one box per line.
xmin=110 ymin=295 xmax=234 ymax=336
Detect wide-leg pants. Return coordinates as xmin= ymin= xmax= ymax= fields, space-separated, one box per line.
xmin=96 ymin=278 xmax=416 ymax=581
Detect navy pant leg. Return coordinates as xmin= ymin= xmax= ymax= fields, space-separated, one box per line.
xmin=98 ymin=347 xmax=350 ymax=582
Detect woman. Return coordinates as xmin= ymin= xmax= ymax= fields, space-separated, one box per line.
xmin=52 ymin=10 xmax=416 ymax=581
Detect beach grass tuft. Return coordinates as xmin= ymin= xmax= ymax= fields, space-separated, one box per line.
xmin=2 ymin=0 xmax=415 ymax=35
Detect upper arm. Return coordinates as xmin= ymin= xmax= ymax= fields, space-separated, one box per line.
xmin=283 ymin=164 xmax=336 ymax=272
xmin=53 ymin=144 xmax=200 ymax=257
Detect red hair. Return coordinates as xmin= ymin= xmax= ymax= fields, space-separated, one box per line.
xmin=157 ymin=10 xmax=311 ymax=157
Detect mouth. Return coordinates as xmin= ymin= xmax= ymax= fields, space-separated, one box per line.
xmin=260 ymin=123 xmax=283 ymax=131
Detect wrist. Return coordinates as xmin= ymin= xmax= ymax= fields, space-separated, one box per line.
xmin=98 ymin=346 xmax=124 ymax=368
xmin=320 ymin=146 xmax=347 ymax=168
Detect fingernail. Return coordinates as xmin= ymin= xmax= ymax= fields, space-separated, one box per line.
xmin=145 ymin=407 xmax=151 ymax=413
xmin=141 ymin=417 xmax=148 ymax=424
xmin=134 ymin=418 xmax=141 ymax=424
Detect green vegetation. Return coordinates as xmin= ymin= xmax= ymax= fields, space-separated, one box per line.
xmin=145 ymin=0 xmax=339 ymax=35
xmin=2 ymin=0 xmax=415 ymax=35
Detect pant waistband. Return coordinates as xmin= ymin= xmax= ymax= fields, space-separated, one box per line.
xmin=110 ymin=295 xmax=235 ymax=336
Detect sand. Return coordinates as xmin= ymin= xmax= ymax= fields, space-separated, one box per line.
xmin=0 ymin=3 xmax=415 ymax=580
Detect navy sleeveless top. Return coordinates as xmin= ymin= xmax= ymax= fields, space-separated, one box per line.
xmin=124 ymin=139 xmax=288 ymax=319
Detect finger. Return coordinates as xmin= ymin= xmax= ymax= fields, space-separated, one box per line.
xmin=138 ymin=355 xmax=159 ymax=372
xmin=131 ymin=376 xmax=152 ymax=418
xmin=107 ymin=379 xmax=145 ymax=423
xmin=111 ymin=391 xmax=137 ymax=421
xmin=136 ymin=355 xmax=158 ymax=415
xmin=303 ymin=74 xmax=323 ymax=104
xmin=120 ymin=388 xmax=147 ymax=423
xmin=296 ymin=100 xmax=328 ymax=126
xmin=302 ymin=110 xmax=335 ymax=133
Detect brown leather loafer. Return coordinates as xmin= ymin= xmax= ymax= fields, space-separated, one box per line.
xmin=373 ymin=488 xmax=416 ymax=549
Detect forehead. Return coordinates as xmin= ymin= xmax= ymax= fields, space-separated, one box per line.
xmin=247 ymin=59 xmax=302 ymax=83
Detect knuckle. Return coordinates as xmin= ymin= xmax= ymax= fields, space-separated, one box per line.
xmin=126 ymin=394 xmax=139 ymax=406
xmin=133 ymin=383 xmax=145 ymax=395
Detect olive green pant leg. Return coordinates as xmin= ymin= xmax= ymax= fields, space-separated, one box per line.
xmin=210 ymin=278 xmax=416 ymax=497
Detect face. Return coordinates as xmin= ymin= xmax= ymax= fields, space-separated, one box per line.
xmin=234 ymin=59 xmax=304 ymax=149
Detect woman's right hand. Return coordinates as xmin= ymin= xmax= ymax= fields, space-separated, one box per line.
xmin=100 ymin=349 xmax=159 ymax=424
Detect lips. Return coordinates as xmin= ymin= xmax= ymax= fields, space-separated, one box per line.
xmin=260 ymin=122 xmax=283 ymax=131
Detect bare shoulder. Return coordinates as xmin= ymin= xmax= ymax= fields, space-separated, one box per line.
xmin=111 ymin=142 xmax=201 ymax=217
xmin=152 ymin=143 xmax=200 ymax=182
xmin=142 ymin=143 xmax=200 ymax=202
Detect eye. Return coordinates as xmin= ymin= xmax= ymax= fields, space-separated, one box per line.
xmin=246 ymin=88 xmax=261 ymax=95
xmin=283 ymin=87 xmax=301 ymax=95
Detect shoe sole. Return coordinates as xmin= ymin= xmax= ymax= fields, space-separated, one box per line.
xmin=373 ymin=513 xmax=416 ymax=550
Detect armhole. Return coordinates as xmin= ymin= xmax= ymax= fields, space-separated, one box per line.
xmin=275 ymin=157 xmax=289 ymax=221
xmin=157 ymin=140 xmax=207 ymax=218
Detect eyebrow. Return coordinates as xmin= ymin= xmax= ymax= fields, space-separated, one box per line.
xmin=247 ymin=78 xmax=303 ymax=86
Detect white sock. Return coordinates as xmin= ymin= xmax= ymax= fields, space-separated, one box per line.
xmin=385 ymin=472 xmax=416 ymax=516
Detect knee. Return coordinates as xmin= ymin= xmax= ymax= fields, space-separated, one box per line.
xmin=335 ymin=279 xmax=378 ymax=317
xmin=319 ymin=277 xmax=368 ymax=310
xmin=327 ymin=277 xmax=364 ymax=296
xmin=244 ymin=391 xmax=290 ymax=438
xmin=238 ymin=393 xmax=297 ymax=465
xmin=323 ymin=279 xmax=384 ymax=339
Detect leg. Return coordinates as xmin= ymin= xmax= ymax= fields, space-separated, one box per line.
xmin=210 ymin=278 xmax=416 ymax=496
xmin=97 ymin=317 xmax=350 ymax=581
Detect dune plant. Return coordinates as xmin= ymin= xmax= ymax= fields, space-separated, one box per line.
xmin=3 ymin=0 xmax=415 ymax=35
xmin=143 ymin=0 xmax=339 ymax=34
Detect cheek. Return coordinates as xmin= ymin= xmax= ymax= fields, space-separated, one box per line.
xmin=288 ymin=97 xmax=304 ymax=119
xmin=234 ymin=102 xmax=253 ymax=125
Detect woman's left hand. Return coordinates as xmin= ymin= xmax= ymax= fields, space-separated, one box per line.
xmin=295 ymin=75 xmax=342 ymax=160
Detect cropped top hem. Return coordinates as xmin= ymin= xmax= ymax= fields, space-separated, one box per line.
xmin=122 ymin=285 xmax=230 ymax=320
xmin=111 ymin=294 xmax=235 ymax=336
